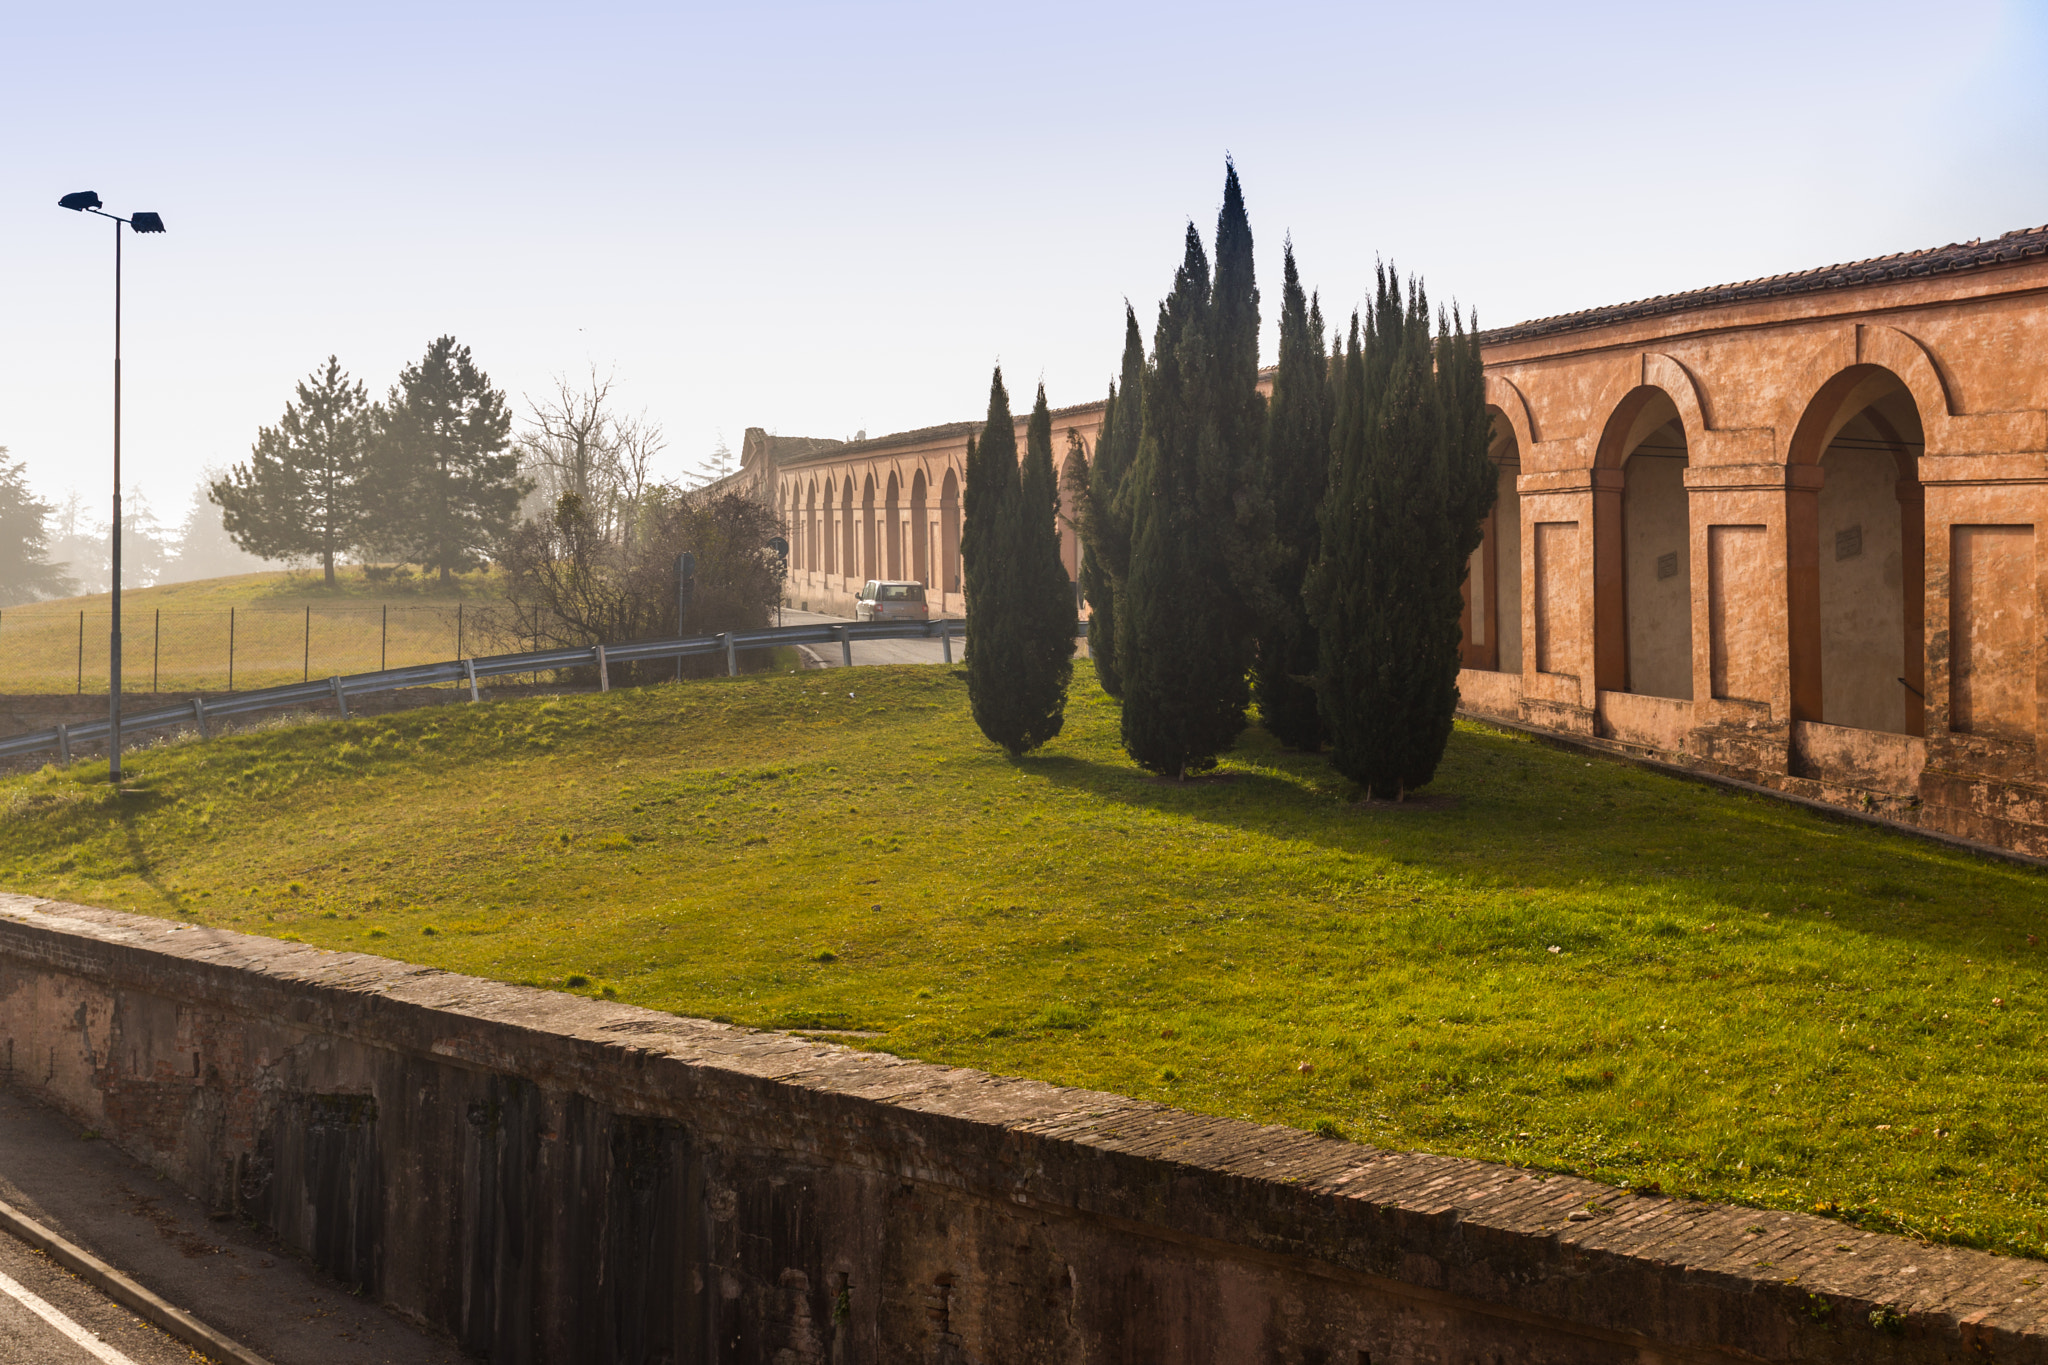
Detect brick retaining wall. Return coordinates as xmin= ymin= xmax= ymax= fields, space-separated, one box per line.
xmin=0 ymin=892 xmax=2040 ymax=1363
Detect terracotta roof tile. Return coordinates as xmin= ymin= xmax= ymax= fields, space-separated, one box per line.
xmin=1481 ymin=223 xmax=2048 ymax=346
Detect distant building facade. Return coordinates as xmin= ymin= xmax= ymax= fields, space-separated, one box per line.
xmin=767 ymin=224 xmax=2048 ymax=854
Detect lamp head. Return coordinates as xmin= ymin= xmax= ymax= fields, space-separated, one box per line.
xmin=130 ymin=212 xmax=166 ymax=234
xmin=58 ymin=191 xmax=102 ymax=212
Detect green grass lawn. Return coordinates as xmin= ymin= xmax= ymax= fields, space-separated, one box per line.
xmin=0 ymin=566 xmax=509 ymax=693
xmin=3 ymin=662 xmax=2046 ymax=1258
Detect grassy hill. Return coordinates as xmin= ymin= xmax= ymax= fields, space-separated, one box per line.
xmin=0 ymin=567 xmax=510 ymax=694
xmin=3 ymin=662 xmax=2046 ymax=1257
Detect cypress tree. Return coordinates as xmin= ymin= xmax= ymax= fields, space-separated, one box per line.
xmin=1119 ymin=161 xmax=1269 ymax=777
xmin=1200 ymin=159 xmax=1273 ymax=634
xmin=1068 ymin=305 xmax=1145 ymax=697
xmin=963 ymin=370 xmax=1073 ymax=755
xmin=1120 ymin=225 xmax=1237 ymax=775
xmin=1253 ymin=242 xmax=1334 ymax=748
xmin=1305 ymin=270 xmax=1493 ymax=798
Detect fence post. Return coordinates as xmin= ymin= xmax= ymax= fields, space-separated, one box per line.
xmin=330 ymin=676 xmax=350 ymax=719
xmin=724 ymin=633 xmax=738 ymax=677
xmin=57 ymin=724 xmax=70 ymax=765
xmin=458 ymin=604 xmax=464 ymax=660
xmin=941 ymin=620 xmax=953 ymax=665
xmin=837 ymin=624 xmax=852 ymax=668
xmin=464 ymin=657 xmax=480 ymax=703
xmin=191 ymin=697 xmax=210 ymax=740
xmin=596 ymin=644 xmax=610 ymax=693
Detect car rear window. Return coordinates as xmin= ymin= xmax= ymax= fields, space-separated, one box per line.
xmin=879 ymin=584 xmax=924 ymax=602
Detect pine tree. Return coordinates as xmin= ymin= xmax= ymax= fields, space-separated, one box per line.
xmin=1253 ymin=242 xmax=1334 ymax=748
xmin=1306 ymin=270 xmax=1493 ymax=798
xmin=1068 ymin=305 xmax=1145 ymax=697
xmin=0 ymin=451 xmax=77 ymax=605
xmin=963 ymin=371 xmax=1073 ymax=755
xmin=1119 ymin=162 xmax=1269 ymax=777
xmin=211 ymin=356 xmax=370 ymax=587
xmin=365 ymin=337 xmax=524 ymax=584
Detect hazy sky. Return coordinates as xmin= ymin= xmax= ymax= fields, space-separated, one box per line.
xmin=6 ymin=1 xmax=2045 ymax=520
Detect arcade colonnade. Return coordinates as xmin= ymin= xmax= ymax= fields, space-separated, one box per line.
xmin=775 ymin=411 xmax=1103 ymax=619
xmin=1459 ymin=226 xmax=2048 ymax=853
xmin=771 ymin=225 xmax=2048 ymax=854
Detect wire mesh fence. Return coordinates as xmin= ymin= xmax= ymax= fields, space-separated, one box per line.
xmin=0 ymin=606 xmax=520 ymax=694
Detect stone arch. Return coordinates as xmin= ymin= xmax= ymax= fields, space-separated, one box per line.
xmin=1784 ymin=360 xmax=1928 ymax=736
xmin=940 ymin=467 xmax=961 ymax=598
xmin=1591 ymin=355 xmax=1711 ymax=467
xmin=1591 ymin=373 xmax=1698 ymax=698
xmin=1780 ymin=325 xmax=1954 ymax=462
xmin=804 ymin=479 xmax=818 ymax=574
xmin=841 ymin=476 xmax=857 ymax=578
xmin=1463 ymin=405 xmax=1524 ymax=672
xmin=910 ymin=470 xmax=930 ymax=586
xmin=1485 ymin=374 xmax=1538 ymax=452
xmin=884 ymin=471 xmax=902 ymax=580
xmin=860 ymin=473 xmax=878 ymax=582
xmin=781 ymin=482 xmax=797 ymax=572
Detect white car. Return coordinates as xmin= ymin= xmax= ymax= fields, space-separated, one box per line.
xmin=853 ymin=580 xmax=929 ymax=621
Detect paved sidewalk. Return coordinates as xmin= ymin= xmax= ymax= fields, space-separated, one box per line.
xmin=0 ymin=1089 xmax=459 ymax=1365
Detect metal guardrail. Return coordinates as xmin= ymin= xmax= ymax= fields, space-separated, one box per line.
xmin=2 ymin=616 xmax=1076 ymax=765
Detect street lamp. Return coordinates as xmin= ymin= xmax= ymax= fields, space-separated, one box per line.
xmin=58 ymin=191 xmax=167 ymax=782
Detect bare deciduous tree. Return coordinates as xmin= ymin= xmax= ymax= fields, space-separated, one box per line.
xmin=516 ymin=369 xmax=666 ymax=545
xmin=493 ymin=485 xmax=785 ymax=682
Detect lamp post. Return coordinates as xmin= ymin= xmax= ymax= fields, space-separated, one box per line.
xmin=58 ymin=191 xmax=166 ymax=782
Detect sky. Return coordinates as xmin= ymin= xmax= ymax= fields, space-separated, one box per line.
xmin=4 ymin=0 xmax=2045 ymax=526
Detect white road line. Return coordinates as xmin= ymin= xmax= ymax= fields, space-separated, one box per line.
xmin=0 ymin=1266 xmax=140 ymax=1365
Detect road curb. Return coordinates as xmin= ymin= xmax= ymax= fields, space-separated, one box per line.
xmin=0 ymin=1193 xmax=272 ymax=1365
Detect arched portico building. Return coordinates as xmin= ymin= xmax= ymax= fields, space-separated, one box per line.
xmin=1472 ymin=225 xmax=2048 ymax=853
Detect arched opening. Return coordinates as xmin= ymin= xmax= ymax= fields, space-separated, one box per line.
xmin=1596 ymin=387 xmax=1693 ymax=699
xmin=884 ymin=473 xmax=902 ymax=580
xmin=840 ymin=477 xmax=856 ymax=578
xmin=811 ymin=478 xmax=827 ymax=573
xmin=1791 ymin=366 xmax=1926 ymax=736
xmin=782 ymin=484 xmax=797 ymax=572
xmin=1058 ymin=442 xmax=1085 ymax=605
xmin=940 ymin=468 xmax=961 ymax=599
xmin=1462 ymin=410 xmax=1523 ymax=672
xmin=861 ymin=474 xmax=877 ymax=582
xmin=805 ymin=480 xmax=819 ymax=574
xmin=910 ymin=471 xmax=929 ymax=586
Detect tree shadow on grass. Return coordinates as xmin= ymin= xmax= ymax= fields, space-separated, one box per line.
xmin=1014 ymin=725 xmax=2048 ymax=958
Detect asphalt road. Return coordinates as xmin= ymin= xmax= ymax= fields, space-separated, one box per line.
xmin=779 ymin=607 xmax=1092 ymax=669
xmin=781 ymin=607 xmax=961 ymax=668
xmin=0 ymin=1088 xmax=460 ymax=1365
xmin=0 ymin=1230 xmax=189 ymax=1365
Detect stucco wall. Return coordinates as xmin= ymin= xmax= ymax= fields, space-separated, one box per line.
xmin=1622 ymin=453 xmax=1691 ymax=699
xmin=4 ymin=894 xmax=2044 ymax=1364
xmin=1495 ymin=462 xmax=1524 ymax=673
xmin=1817 ymin=446 xmax=1908 ymax=733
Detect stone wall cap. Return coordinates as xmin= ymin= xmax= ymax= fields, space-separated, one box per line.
xmin=5 ymin=892 xmax=2048 ymax=1353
